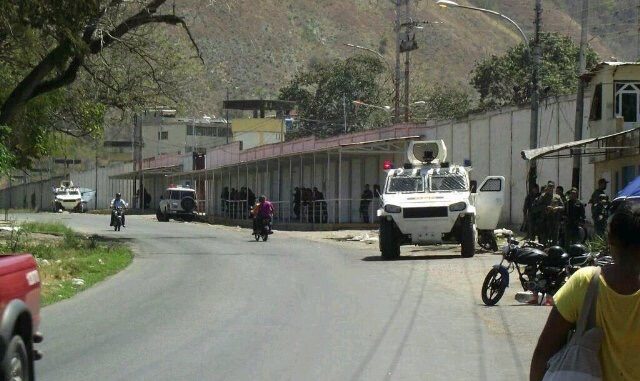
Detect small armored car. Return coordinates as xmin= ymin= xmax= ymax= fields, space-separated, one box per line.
xmin=378 ymin=140 xmax=504 ymax=259
xmin=52 ymin=180 xmax=86 ymax=213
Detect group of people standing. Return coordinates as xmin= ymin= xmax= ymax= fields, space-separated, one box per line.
xmin=220 ymin=186 xmax=256 ymax=219
xmin=293 ymin=186 xmax=328 ymax=223
xmin=523 ymin=178 xmax=611 ymax=247
xmin=359 ymin=184 xmax=381 ymax=223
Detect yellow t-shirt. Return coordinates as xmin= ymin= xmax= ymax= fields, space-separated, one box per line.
xmin=554 ymin=266 xmax=640 ymax=381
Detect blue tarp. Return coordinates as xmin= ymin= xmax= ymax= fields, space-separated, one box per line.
xmin=616 ymin=176 xmax=640 ymax=200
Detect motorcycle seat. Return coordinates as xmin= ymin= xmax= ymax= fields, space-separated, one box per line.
xmin=513 ymin=247 xmax=547 ymax=265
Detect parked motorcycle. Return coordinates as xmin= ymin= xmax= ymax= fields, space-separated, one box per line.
xmin=112 ymin=207 xmax=124 ymax=231
xmin=481 ymin=235 xmax=572 ymax=306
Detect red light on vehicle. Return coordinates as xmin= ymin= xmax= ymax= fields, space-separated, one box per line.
xmin=383 ymin=160 xmax=394 ymax=170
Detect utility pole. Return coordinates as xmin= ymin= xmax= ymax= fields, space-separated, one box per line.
xmin=94 ymin=140 xmax=98 ymax=210
xmin=528 ymin=0 xmax=542 ymax=189
xmin=225 ymin=87 xmax=230 ymax=144
xmin=394 ymin=0 xmax=402 ymax=124
xmin=572 ymin=0 xmax=589 ymax=192
xmin=343 ymin=94 xmax=348 ymax=133
xmin=404 ymin=0 xmax=411 ymax=123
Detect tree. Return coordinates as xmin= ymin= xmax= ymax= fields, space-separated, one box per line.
xmin=0 ymin=0 xmax=202 ymax=167
xmin=411 ymin=83 xmax=472 ymax=121
xmin=278 ymin=54 xmax=389 ymax=139
xmin=471 ymin=32 xmax=599 ymax=111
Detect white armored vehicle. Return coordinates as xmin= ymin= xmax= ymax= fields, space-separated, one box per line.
xmin=378 ymin=140 xmax=504 ymax=259
xmin=52 ymin=180 xmax=86 ymax=213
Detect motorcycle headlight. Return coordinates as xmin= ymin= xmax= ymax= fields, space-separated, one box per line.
xmin=448 ymin=201 xmax=467 ymax=212
xmin=384 ymin=204 xmax=402 ymax=213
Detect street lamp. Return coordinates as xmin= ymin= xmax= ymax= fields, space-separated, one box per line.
xmin=436 ymin=0 xmax=540 ymax=189
xmin=344 ymin=43 xmax=398 ymax=122
xmin=435 ymin=0 xmax=529 ymax=46
xmin=352 ymin=100 xmax=393 ymax=112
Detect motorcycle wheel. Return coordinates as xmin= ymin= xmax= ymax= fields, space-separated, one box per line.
xmin=254 ymin=234 xmax=260 ymax=242
xmin=481 ymin=268 xmax=507 ymax=306
xmin=262 ymin=232 xmax=268 ymax=242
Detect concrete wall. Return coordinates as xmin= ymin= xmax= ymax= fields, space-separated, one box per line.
xmin=1 ymin=162 xmax=135 ymax=211
xmin=206 ymin=94 xmax=596 ymax=225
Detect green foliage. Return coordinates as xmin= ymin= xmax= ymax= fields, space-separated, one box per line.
xmin=0 ymin=130 xmax=15 ymax=175
xmin=411 ymin=83 xmax=472 ymax=121
xmin=471 ymin=32 xmax=599 ymax=111
xmin=0 ymin=221 xmax=133 ymax=306
xmin=279 ymin=54 xmax=389 ymax=138
xmin=0 ymin=0 xmax=201 ymax=170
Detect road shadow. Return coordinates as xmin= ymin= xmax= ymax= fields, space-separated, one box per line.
xmin=362 ymin=254 xmax=462 ymax=261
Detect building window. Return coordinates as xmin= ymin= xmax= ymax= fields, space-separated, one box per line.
xmin=589 ymin=83 xmax=602 ymax=121
xmin=615 ymin=82 xmax=640 ymax=125
xmin=158 ymin=131 xmax=168 ymax=140
xmin=187 ymin=125 xmax=194 ymax=135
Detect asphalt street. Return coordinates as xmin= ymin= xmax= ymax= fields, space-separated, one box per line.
xmin=16 ymin=213 xmax=550 ymax=380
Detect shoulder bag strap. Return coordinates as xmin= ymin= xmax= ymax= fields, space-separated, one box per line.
xmin=575 ymin=267 xmax=601 ymax=336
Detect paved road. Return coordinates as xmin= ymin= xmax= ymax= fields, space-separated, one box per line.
xmin=16 ymin=213 xmax=549 ymax=380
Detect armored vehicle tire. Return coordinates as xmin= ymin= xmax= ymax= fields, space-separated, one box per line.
xmin=460 ymin=215 xmax=475 ymax=258
xmin=379 ymin=219 xmax=401 ymax=260
xmin=156 ymin=209 xmax=169 ymax=222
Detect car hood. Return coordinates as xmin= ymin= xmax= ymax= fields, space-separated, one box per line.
xmin=382 ymin=192 xmax=470 ymax=207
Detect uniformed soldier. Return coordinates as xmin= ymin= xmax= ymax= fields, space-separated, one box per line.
xmin=592 ymin=193 xmax=610 ymax=237
xmin=523 ymin=184 xmax=540 ymax=240
xmin=537 ymin=181 xmax=565 ymax=246
xmin=564 ymin=187 xmax=585 ymax=246
xmin=589 ymin=178 xmax=608 ymax=223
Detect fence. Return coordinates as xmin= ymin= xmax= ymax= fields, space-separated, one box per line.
xmin=215 ymin=198 xmax=382 ymax=225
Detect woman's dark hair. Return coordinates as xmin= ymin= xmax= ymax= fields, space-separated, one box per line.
xmin=608 ymin=201 xmax=640 ymax=249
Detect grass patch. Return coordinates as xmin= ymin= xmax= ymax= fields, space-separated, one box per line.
xmin=1 ymin=222 xmax=133 ymax=306
xmin=21 ymin=221 xmax=74 ymax=236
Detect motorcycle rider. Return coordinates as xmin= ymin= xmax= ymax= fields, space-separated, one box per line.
xmin=253 ymin=195 xmax=274 ymax=234
xmin=110 ymin=193 xmax=128 ymax=227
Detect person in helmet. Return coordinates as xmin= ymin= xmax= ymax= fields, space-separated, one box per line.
xmin=253 ymin=195 xmax=274 ymax=234
xmin=110 ymin=192 xmax=128 ymax=227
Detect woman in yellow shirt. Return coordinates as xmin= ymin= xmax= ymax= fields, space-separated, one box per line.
xmin=530 ymin=201 xmax=640 ymax=381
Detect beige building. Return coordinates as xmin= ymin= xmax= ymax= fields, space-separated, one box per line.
xmin=139 ymin=110 xmax=232 ymax=159
xmin=585 ymin=62 xmax=640 ymax=195
xmin=232 ymin=118 xmax=284 ymax=150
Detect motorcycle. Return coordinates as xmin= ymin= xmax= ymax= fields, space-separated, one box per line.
xmin=481 ymin=235 xmax=572 ymax=306
xmin=253 ymin=218 xmax=271 ymax=242
xmin=112 ymin=207 xmax=124 ymax=231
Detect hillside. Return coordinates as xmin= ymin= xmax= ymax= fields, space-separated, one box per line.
xmin=164 ymin=0 xmax=634 ymax=117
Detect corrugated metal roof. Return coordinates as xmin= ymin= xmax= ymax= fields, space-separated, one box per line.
xmin=521 ymin=126 xmax=640 ymax=161
xmin=581 ymin=61 xmax=640 ymax=81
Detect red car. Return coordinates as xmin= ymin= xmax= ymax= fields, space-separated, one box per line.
xmin=0 ymin=254 xmax=43 ymax=381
